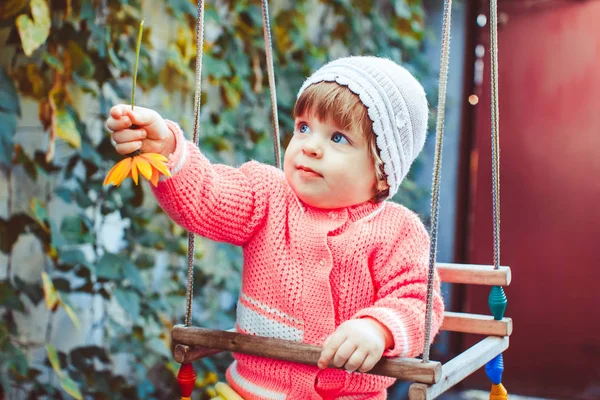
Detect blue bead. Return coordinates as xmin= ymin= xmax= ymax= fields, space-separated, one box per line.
xmin=485 ymin=354 xmax=504 ymax=384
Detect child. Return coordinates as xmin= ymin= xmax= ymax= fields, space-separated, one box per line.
xmin=106 ymin=56 xmax=444 ymax=399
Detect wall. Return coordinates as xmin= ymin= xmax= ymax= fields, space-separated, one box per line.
xmin=461 ymin=2 xmax=600 ymax=398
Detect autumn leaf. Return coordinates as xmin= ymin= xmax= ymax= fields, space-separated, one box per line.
xmin=46 ymin=345 xmax=83 ymax=400
xmin=16 ymin=0 xmax=51 ymax=57
xmin=46 ymin=81 xmax=81 ymax=162
xmin=41 ymin=271 xmax=59 ymax=311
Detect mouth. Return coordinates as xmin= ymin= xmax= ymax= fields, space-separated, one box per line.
xmin=297 ymin=165 xmax=322 ymax=177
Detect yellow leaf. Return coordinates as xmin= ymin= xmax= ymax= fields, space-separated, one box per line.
xmin=46 ymin=344 xmax=62 ymax=375
xmin=26 ymin=64 xmax=46 ymax=98
xmin=176 ymin=26 xmax=195 ymax=65
xmin=16 ymin=0 xmax=51 ymax=57
xmin=42 ymin=271 xmax=60 ymax=311
xmin=52 ymin=107 xmax=81 ymax=148
xmin=66 ymin=41 xmax=95 ymax=78
xmin=59 ymin=375 xmax=83 ymax=400
xmin=61 ymin=302 xmax=81 ymax=331
xmin=49 ymin=83 xmax=81 ymax=149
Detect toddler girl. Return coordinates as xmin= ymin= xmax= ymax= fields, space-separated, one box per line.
xmin=105 ymin=56 xmax=444 ymax=400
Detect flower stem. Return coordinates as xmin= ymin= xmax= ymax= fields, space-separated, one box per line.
xmin=131 ymin=20 xmax=144 ymax=111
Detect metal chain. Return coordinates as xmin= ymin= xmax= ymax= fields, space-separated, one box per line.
xmin=185 ymin=0 xmax=205 ymax=327
xmin=422 ymin=0 xmax=452 ymax=363
xmin=490 ymin=0 xmax=501 ymax=270
xmin=261 ymin=0 xmax=282 ymax=169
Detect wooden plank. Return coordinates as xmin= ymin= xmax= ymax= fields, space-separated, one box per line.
xmin=408 ymin=336 xmax=509 ymax=400
xmin=441 ymin=312 xmax=512 ymax=336
xmin=436 ymin=263 xmax=511 ymax=286
xmin=173 ymin=344 xmax=223 ymax=363
xmin=172 ymin=325 xmax=441 ymax=383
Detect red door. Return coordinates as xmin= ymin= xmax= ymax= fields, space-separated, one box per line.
xmin=460 ymin=2 xmax=600 ymax=398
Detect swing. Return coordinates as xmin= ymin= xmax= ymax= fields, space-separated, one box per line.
xmin=171 ymin=1 xmax=512 ymax=399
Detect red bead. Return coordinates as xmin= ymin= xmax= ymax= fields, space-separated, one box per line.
xmin=177 ymin=363 xmax=196 ymax=397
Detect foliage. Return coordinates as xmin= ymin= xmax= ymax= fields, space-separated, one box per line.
xmin=0 ymin=0 xmax=432 ymax=398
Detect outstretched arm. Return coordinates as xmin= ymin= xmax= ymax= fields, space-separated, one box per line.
xmin=152 ymin=121 xmax=280 ymax=246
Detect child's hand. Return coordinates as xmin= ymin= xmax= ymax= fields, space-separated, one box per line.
xmin=318 ymin=318 xmax=393 ymax=373
xmin=105 ymin=104 xmax=175 ymax=158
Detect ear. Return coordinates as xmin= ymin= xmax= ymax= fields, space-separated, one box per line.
xmin=377 ymin=180 xmax=390 ymax=192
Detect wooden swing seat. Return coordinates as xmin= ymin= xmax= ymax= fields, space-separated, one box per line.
xmin=171 ymin=263 xmax=511 ymax=400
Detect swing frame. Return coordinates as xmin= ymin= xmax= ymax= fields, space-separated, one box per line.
xmin=170 ymin=0 xmax=510 ymax=398
xmin=171 ymin=263 xmax=511 ymax=399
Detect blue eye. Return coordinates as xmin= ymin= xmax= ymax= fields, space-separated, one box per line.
xmin=332 ymin=133 xmax=349 ymax=144
xmin=299 ymin=123 xmax=310 ymax=134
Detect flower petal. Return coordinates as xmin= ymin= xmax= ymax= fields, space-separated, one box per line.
xmin=131 ymin=157 xmax=139 ymax=185
xmin=103 ymin=162 xmax=121 ymax=186
xmin=135 ymin=156 xmax=153 ymax=180
xmin=141 ymin=152 xmax=168 ymax=163
xmin=150 ymin=168 xmax=159 ymax=187
xmin=140 ymin=153 xmax=171 ymax=177
xmin=114 ymin=157 xmax=133 ymax=186
xmin=104 ymin=158 xmax=132 ymax=186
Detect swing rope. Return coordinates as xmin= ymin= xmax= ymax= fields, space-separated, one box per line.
xmin=490 ymin=0 xmax=501 ymax=271
xmin=422 ymin=0 xmax=453 ymax=363
xmin=423 ymin=0 xmax=503 ymax=361
xmin=184 ymin=0 xmax=280 ymax=327
xmin=184 ymin=0 xmax=205 ymax=327
xmin=260 ymin=0 xmax=282 ymax=169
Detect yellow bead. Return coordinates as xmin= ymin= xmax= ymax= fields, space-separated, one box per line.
xmin=490 ymin=383 xmax=508 ymax=400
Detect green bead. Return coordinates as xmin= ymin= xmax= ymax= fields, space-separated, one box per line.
xmin=488 ymin=286 xmax=507 ymax=320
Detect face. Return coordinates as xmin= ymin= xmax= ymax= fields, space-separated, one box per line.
xmin=284 ymin=113 xmax=384 ymax=209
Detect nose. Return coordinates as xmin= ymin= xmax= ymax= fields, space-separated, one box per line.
xmin=301 ymin=135 xmax=323 ymax=158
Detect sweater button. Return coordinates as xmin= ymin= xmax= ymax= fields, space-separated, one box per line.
xmin=328 ymin=212 xmax=337 ymax=219
xmin=319 ymin=259 xmax=325 ymax=266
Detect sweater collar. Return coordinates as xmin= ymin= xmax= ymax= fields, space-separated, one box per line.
xmin=295 ymin=196 xmax=386 ymax=223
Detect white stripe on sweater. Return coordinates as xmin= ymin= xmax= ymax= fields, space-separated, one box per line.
xmin=229 ymin=361 xmax=286 ymax=400
xmin=241 ymin=293 xmax=302 ymax=325
xmin=237 ymin=301 xmax=304 ymax=342
xmin=377 ymin=307 xmax=409 ymax=357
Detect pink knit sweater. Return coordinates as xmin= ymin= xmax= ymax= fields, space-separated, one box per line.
xmin=153 ymin=121 xmax=444 ymax=399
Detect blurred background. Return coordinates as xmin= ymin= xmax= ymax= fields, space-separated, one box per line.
xmin=0 ymin=0 xmax=598 ymax=399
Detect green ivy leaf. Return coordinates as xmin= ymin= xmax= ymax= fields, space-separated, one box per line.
xmin=123 ymin=261 xmax=144 ymax=290
xmin=54 ymin=186 xmax=73 ymax=203
xmin=0 ymin=66 xmax=20 ymax=114
xmin=114 ymin=287 xmax=140 ymax=321
xmin=96 ymin=253 xmax=122 ymax=280
xmin=0 ymin=111 xmax=17 ymax=166
xmin=0 ymin=280 xmax=25 ymax=311
xmin=58 ymin=248 xmax=88 ymax=266
xmin=165 ymin=0 xmax=196 ymax=18
xmin=4 ymin=343 xmax=29 ymax=377
xmin=60 ymin=215 xmax=91 ymax=244
xmin=0 ymin=65 xmax=20 ymax=166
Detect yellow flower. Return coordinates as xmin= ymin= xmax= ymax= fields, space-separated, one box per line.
xmin=103 ymin=151 xmax=171 ymax=187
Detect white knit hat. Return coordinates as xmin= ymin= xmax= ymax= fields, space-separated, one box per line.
xmin=297 ymin=56 xmax=429 ymax=198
